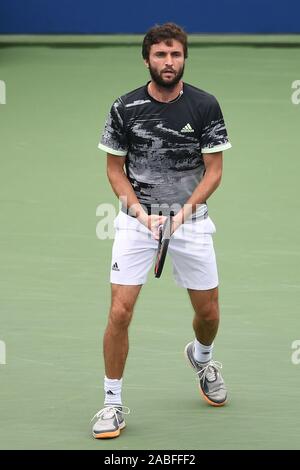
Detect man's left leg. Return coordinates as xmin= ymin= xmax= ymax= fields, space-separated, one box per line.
xmin=189 ymin=287 xmax=219 ymax=346
xmin=184 ymin=287 xmax=227 ymax=406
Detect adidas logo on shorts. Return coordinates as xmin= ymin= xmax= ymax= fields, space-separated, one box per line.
xmin=112 ymin=262 xmax=120 ymax=271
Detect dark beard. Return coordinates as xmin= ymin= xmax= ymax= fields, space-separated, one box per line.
xmin=149 ymin=64 xmax=185 ymax=89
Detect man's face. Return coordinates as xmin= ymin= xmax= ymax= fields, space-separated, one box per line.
xmin=146 ymin=40 xmax=185 ymax=88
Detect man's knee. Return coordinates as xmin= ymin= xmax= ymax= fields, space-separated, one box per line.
xmin=109 ymin=301 xmax=134 ymax=329
xmin=195 ymin=298 xmax=219 ymax=322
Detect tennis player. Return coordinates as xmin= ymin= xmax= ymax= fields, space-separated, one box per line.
xmin=92 ymin=23 xmax=232 ymax=439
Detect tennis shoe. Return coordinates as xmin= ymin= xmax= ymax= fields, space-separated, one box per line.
xmin=91 ymin=405 xmax=130 ymax=439
xmin=184 ymin=341 xmax=227 ymax=406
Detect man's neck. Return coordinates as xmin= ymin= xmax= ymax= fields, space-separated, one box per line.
xmin=148 ymin=81 xmax=183 ymax=103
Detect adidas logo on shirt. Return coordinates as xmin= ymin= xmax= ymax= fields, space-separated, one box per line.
xmin=181 ymin=123 xmax=194 ymax=133
xmin=112 ymin=262 xmax=120 ymax=271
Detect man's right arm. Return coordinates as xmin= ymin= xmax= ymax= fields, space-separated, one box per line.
xmin=107 ymin=153 xmax=150 ymax=229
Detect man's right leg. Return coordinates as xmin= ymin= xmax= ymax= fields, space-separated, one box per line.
xmin=104 ymin=283 xmax=142 ymax=380
xmin=92 ymin=283 xmax=142 ymax=439
xmin=92 ymin=211 xmax=157 ymax=438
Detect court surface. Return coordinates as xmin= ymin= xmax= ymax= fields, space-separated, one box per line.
xmin=1 ymin=36 xmax=300 ymax=449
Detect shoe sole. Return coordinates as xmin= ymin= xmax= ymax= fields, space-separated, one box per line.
xmin=92 ymin=421 xmax=126 ymax=439
xmin=184 ymin=343 xmax=227 ymax=407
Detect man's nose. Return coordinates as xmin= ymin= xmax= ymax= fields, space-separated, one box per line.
xmin=165 ymin=54 xmax=174 ymax=67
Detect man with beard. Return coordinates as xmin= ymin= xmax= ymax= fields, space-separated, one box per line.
xmin=92 ymin=23 xmax=232 ymax=439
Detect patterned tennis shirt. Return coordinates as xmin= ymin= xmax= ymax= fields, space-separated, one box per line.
xmin=98 ymin=82 xmax=231 ymax=219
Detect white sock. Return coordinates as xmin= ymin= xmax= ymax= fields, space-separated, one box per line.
xmin=193 ymin=339 xmax=214 ymax=364
xmin=104 ymin=376 xmax=123 ymax=406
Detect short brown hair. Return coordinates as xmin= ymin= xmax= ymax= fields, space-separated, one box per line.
xmin=142 ymin=22 xmax=188 ymax=61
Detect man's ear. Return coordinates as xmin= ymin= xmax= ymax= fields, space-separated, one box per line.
xmin=144 ymin=60 xmax=149 ymax=68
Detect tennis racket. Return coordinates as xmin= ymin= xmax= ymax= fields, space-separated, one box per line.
xmin=154 ymin=212 xmax=174 ymax=278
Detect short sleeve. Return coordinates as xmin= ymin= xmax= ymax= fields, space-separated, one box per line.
xmin=201 ymin=97 xmax=232 ymax=153
xmin=98 ymin=98 xmax=128 ymax=156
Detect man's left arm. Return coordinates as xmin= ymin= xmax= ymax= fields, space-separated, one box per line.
xmin=172 ymin=151 xmax=223 ymax=230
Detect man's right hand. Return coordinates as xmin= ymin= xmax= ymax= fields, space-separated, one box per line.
xmin=137 ymin=212 xmax=164 ymax=241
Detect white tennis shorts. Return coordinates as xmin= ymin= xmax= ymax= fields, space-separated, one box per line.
xmin=110 ymin=211 xmax=219 ymax=290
